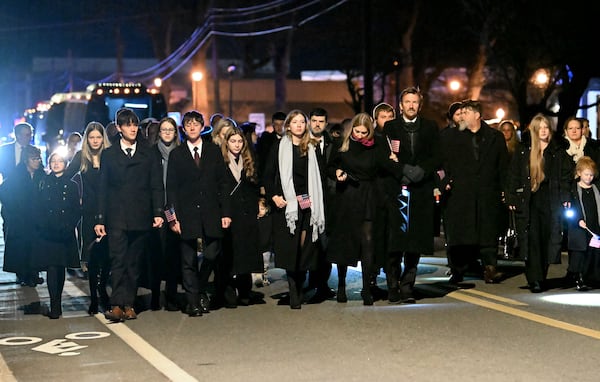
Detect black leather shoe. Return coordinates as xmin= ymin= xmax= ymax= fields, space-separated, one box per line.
xmin=165 ymin=300 xmax=180 ymax=312
xmin=199 ymin=294 xmax=210 ymax=314
xmin=277 ymin=294 xmax=290 ymax=305
xmin=361 ymin=290 xmax=374 ymax=306
xmin=185 ymin=304 xmax=203 ymax=317
xmin=388 ymin=288 xmax=401 ymax=304
xmin=576 ymin=275 xmax=590 ymax=292
xmin=88 ymin=304 xmax=99 ymax=315
xmin=530 ymin=281 xmax=543 ymax=293
xmin=306 ymin=288 xmax=335 ymax=304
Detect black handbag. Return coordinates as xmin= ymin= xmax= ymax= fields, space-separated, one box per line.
xmin=502 ymin=210 xmax=519 ymax=260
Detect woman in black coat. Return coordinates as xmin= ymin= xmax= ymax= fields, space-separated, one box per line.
xmin=262 ymin=110 xmax=326 ymax=309
xmin=65 ymin=121 xmax=112 ymax=315
xmin=32 ymin=151 xmax=81 ymax=318
xmin=218 ymin=127 xmax=264 ymax=307
xmin=506 ymin=114 xmax=572 ymax=293
xmin=0 ymin=145 xmax=45 ymax=286
xmin=327 ymin=112 xmax=402 ymax=305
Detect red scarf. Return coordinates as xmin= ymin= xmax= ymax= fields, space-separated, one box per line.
xmin=351 ymin=132 xmax=374 ymax=147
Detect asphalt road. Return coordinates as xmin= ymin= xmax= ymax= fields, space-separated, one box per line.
xmin=2 ymin=245 xmax=600 ymax=382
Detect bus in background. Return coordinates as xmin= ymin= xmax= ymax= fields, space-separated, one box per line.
xmin=25 ymin=82 xmax=167 ymax=156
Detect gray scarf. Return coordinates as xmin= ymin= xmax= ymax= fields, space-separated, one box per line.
xmin=158 ymin=140 xmax=177 ymax=188
xmin=278 ymin=135 xmax=325 ymax=242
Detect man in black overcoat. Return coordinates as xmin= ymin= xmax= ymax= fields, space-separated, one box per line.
xmin=166 ymin=110 xmax=232 ymax=316
xmin=95 ymin=108 xmax=165 ymax=322
xmin=440 ymin=100 xmax=509 ymax=284
xmin=382 ymin=87 xmax=441 ymax=303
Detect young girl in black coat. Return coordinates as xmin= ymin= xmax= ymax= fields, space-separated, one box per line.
xmin=32 ymin=151 xmax=81 ymax=319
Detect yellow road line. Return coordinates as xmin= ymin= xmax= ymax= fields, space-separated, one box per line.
xmin=449 ymin=291 xmax=600 ymax=340
xmin=460 ymin=288 xmax=528 ymax=306
xmin=95 ymin=315 xmax=198 ymax=382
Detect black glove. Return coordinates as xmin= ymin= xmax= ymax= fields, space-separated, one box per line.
xmin=402 ymin=164 xmax=425 ymax=183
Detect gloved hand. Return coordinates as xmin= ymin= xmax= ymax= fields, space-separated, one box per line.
xmin=402 ymin=164 xmax=425 ymax=183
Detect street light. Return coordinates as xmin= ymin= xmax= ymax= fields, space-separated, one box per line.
xmin=191 ymin=71 xmax=203 ymax=111
xmin=227 ymin=64 xmax=237 ymax=118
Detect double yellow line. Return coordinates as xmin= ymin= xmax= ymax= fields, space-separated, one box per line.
xmin=449 ymin=289 xmax=600 ymax=340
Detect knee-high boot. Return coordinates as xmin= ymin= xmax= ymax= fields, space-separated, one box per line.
xmin=47 ymin=266 xmax=64 ymax=319
xmin=87 ymin=261 xmax=99 ymax=315
xmin=336 ymin=265 xmax=347 ymax=303
xmin=361 ymin=263 xmax=374 ymax=306
xmin=399 ymin=252 xmax=420 ymax=302
xmin=286 ymin=270 xmax=304 ymax=309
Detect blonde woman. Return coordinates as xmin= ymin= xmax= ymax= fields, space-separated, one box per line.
xmin=506 ymin=114 xmax=572 ymax=293
xmin=65 ymin=122 xmax=112 ymax=314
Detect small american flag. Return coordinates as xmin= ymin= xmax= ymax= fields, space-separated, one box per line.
xmin=296 ymin=194 xmax=312 ymax=210
xmin=164 ymin=206 xmax=177 ymax=223
xmin=390 ymin=139 xmax=400 ymax=153
xmin=589 ymin=235 xmax=600 ymax=249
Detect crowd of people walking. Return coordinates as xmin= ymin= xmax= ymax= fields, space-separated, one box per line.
xmin=0 ymin=88 xmax=597 ymax=320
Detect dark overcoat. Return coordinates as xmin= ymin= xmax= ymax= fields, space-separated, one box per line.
xmin=326 ymin=138 xmax=402 ymax=266
xmin=0 ymin=163 xmax=45 ymax=273
xmin=382 ymin=117 xmax=441 ymax=253
xmin=505 ymin=138 xmax=572 ymax=263
xmin=96 ymin=143 xmax=164 ymax=230
xmin=222 ymin=164 xmax=263 ymax=275
xmin=441 ymin=122 xmax=509 ymax=247
xmin=31 ymin=173 xmax=81 ymax=269
xmin=166 ymin=142 xmax=231 ymax=240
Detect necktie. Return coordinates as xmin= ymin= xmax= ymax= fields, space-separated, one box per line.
xmin=193 ymin=147 xmax=200 ymax=167
xmin=126 ymin=148 xmax=132 ymax=159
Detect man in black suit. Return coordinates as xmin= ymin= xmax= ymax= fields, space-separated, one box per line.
xmin=306 ymin=107 xmax=337 ymax=304
xmin=0 ymin=122 xmax=34 ymax=184
xmin=256 ymin=111 xmax=286 ymax=179
xmin=166 ymin=110 xmax=232 ymax=317
xmin=94 ymin=108 xmax=165 ymax=322
xmin=0 ymin=122 xmax=35 ymax=272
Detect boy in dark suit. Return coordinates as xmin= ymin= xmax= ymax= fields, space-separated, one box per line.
xmin=166 ymin=110 xmax=231 ymax=317
xmin=94 ymin=108 xmax=164 ymax=322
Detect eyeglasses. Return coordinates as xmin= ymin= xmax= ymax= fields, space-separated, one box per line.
xmin=160 ymin=128 xmax=176 ymax=133
xmin=29 ymin=157 xmax=42 ymax=161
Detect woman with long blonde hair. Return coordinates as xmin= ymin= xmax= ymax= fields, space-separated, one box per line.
xmin=65 ymin=121 xmax=112 ymax=314
xmin=506 ymin=114 xmax=572 ymax=293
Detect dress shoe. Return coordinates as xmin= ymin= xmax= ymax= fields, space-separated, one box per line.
xmin=401 ymin=296 xmax=416 ymax=304
xmin=369 ymin=284 xmax=387 ymax=301
xmin=165 ymin=301 xmax=180 ymax=312
xmin=277 ymin=294 xmax=291 ymax=305
xmin=47 ymin=311 xmax=60 ymax=320
xmin=123 ymin=306 xmax=137 ymax=320
xmin=185 ymin=304 xmax=203 ymax=317
xmin=88 ymin=304 xmax=99 ymax=315
xmin=104 ymin=306 xmax=125 ymax=322
xmin=361 ymin=290 xmax=374 ymax=306
xmin=530 ymin=281 xmax=543 ymax=293
xmin=388 ymin=288 xmax=401 ymax=304
xmin=199 ymin=294 xmax=210 ymax=313
xmin=576 ymin=274 xmax=590 ymax=291
xmin=307 ymin=289 xmax=334 ymax=304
